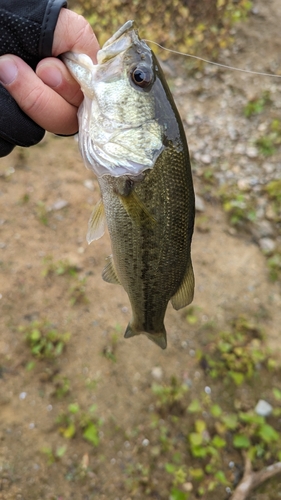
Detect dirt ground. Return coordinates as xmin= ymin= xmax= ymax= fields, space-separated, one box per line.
xmin=1 ymin=1 xmax=281 ymax=499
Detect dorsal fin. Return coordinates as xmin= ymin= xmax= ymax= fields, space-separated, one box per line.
xmin=102 ymin=255 xmax=121 ymax=285
xmin=171 ymin=259 xmax=194 ymax=310
xmin=87 ymin=199 xmax=106 ymax=244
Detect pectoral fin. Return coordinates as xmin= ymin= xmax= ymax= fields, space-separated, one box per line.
xmin=119 ymin=191 xmax=156 ymax=226
xmin=171 ymin=259 xmax=195 ymax=310
xmin=87 ymin=199 xmax=105 ymax=244
xmin=102 ymin=255 xmax=120 ymax=285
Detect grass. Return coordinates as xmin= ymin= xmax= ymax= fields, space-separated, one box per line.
xmin=20 ymin=320 xmax=71 ymax=360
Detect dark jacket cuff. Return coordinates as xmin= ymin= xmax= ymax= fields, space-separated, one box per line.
xmin=39 ymin=0 xmax=68 ymax=58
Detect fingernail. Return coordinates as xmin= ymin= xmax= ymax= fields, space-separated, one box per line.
xmin=0 ymin=57 xmax=18 ymax=85
xmin=38 ymin=64 xmax=63 ymax=88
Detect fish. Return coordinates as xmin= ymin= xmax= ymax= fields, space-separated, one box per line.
xmin=63 ymin=20 xmax=195 ymax=349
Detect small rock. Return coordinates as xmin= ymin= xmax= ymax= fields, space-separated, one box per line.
xmin=255 ymin=399 xmax=273 ymax=417
xmin=263 ymin=162 xmax=275 ymax=174
xmin=49 ymin=199 xmax=69 ymax=211
xmin=84 ymin=179 xmax=95 ymax=191
xmin=151 ymin=366 xmax=163 ymax=381
xmin=195 ymin=194 xmax=205 ymax=212
xmin=246 ymin=146 xmax=258 ymax=158
xmin=234 ymin=143 xmax=246 ymax=155
xmin=265 ymin=205 xmax=277 ymax=220
xmin=201 ymin=154 xmax=212 ymax=165
xmin=237 ymin=178 xmax=250 ymax=191
xmin=252 ymin=220 xmax=274 ymax=239
xmin=259 ymin=237 xmax=276 ymax=254
xmin=183 ymin=482 xmax=193 ymax=492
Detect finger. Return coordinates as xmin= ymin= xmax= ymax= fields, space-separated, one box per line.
xmin=36 ymin=57 xmax=83 ymax=108
xmin=0 ymin=55 xmax=79 ymax=135
xmin=53 ymin=9 xmax=100 ymax=63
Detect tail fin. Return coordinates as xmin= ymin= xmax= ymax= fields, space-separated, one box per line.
xmin=124 ymin=323 xmax=167 ymax=350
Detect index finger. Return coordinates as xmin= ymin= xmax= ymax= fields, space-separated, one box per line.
xmin=52 ymin=9 xmax=100 ymax=63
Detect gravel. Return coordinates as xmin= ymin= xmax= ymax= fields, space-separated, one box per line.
xmin=170 ymin=54 xmax=281 ymax=253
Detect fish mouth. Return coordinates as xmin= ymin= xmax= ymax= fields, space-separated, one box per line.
xmin=97 ymin=20 xmax=137 ymax=64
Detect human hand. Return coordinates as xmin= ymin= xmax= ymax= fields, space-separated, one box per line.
xmin=0 ymin=9 xmax=99 ymax=155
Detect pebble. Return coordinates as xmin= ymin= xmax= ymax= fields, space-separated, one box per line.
xmin=255 ymin=399 xmax=273 ymax=417
xmin=151 ymin=366 xmax=163 ymax=381
xmin=183 ymin=482 xmax=193 ymax=492
xmin=246 ymin=146 xmax=258 ymax=158
xmin=84 ymin=179 xmax=95 ymax=191
xmin=252 ymin=220 xmax=274 ymax=239
xmin=195 ymin=194 xmax=205 ymax=212
xmin=259 ymin=237 xmax=276 ymax=253
xmin=49 ymin=199 xmax=69 ymax=211
xmin=201 ymin=154 xmax=212 ymax=164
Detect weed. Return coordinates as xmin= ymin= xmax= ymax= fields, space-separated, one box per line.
xmin=256 ymin=136 xmax=276 ymax=156
xmin=256 ymin=119 xmax=281 ymax=156
xmin=265 ymin=179 xmax=281 ymax=219
xmin=267 ymin=251 xmax=281 ymax=282
xmin=20 ymin=320 xmax=70 ymax=360
xmin=243 ymin=91 xmax=271 ymax=118
xmin=185 ymin=306 xmax=200 ymax=325
xmin=42 ymin=256 xmax=79 ymax=278
xmin=219 ymin=187 xmax=256 ymax=226
xmin=36 ymin=201 xmax=49 ymax=225
xmin=69 ymin=277 xmax=88 ymax=305
xmin=102 ymin=325 xmax=121 ymax=362
xmin=200 ymin=315 xmax=269 ymax=385
xmin=56 ymin=403 xmax=103 ymax=447
xmin=152 ymin=376 xmax=188 ymax=415
xmin=41 ymin=445 xmax=67 ymax=465
xmin=52 ymin=375 xmax=71 ymax=399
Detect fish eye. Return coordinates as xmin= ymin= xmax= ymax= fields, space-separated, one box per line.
xmin=131 ymin=66 xmax=152 ymax=88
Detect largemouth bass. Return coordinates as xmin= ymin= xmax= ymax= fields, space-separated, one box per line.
xmin=63 ymin=20 xmax=195 ymax=349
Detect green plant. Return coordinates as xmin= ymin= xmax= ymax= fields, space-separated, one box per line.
xmin=42 ymin=256 xmax=79 ymax=278
xmin=219 ymin=187 xmax=256 ymax=226
xmin=56 ymin=403 xmax=103 ymax=447
xmin=36 ymin=201 xmax=49 ymax=225
xmin=41 ymin=444 xmax=67 ymax=465
xmin=265 ymin=179 xmax=281 ymax=219
xmin=102 ymin=325 xmax=121 ymax=362
xmin=52 ymin=375 xmax=71 ymax=399
xmin=267 ymin=251 xmax=281 ymax=282
xmin=152 ymin=376 xmax=188 ymax=415
xmin=243 ymin=91 xmax=271 ymax=118
xmin=200 ymin=316 xmax=270 ymax=385
xmin=69 ymin=277 xmax=88 ymax=305
xmin=68 ymin=0 xmax=252 ymax=65
xmin=256 ymin=119 xmax=281 ymax=156
xmin=21 ymin=320 xmax=70 ymax=359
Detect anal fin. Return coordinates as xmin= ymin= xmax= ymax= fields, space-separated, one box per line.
xmin=102 ymin=255 xmax=120 ymax=285
xmin=171 ymin=259 xmax=195 ymax=310
xmin=87 ymin=198 xmax=105 ymax=244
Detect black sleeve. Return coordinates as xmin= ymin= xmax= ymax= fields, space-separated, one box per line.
xmin=0 ymin=0 xmax=68 ymax=157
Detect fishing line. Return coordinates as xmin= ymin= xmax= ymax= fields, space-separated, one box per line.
xmin=144 ymin=39 xmax=281 ymax=79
